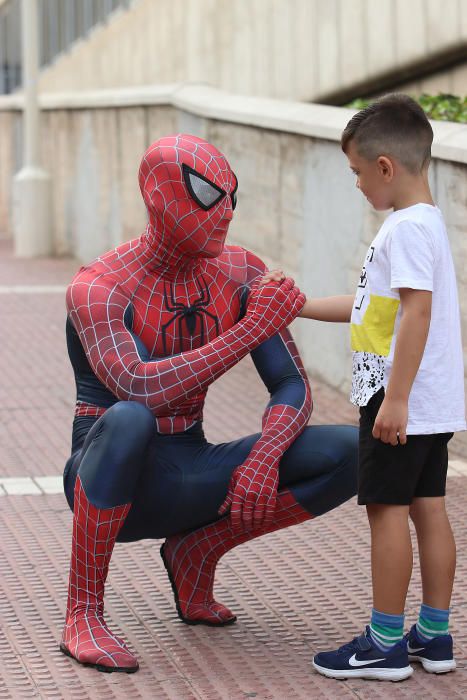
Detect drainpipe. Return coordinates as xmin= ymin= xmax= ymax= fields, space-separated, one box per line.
xmin=13 ymin=0 xmax=52 ymax=257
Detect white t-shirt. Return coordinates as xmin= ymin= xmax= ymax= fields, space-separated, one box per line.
xmin=350 ymin=203 xmax=466 ymax=435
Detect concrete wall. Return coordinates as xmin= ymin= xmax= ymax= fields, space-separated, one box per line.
xmin=396 ymin=61 xmax=467 ymax=96
xmin=1 ymin=84 xmax=466 ymax=451
xmin=36 ymin=0 xmax=467 ymax=101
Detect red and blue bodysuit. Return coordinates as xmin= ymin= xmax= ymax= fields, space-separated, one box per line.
xmin=61 ymin=134 xmax=358 ymax=673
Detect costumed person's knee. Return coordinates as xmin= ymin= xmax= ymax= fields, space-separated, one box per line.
xmin=68 ymin=402 xmax=155 ymax=510
xmin=103 ymin=401 xmax=155 ymax=444
xmin=286 ymin=425 xmax=358 ymax=517
xmin=63 ymin=455 xmax=76 ymax=513
xmin=330 ymin=424 xmax=359 ymax=499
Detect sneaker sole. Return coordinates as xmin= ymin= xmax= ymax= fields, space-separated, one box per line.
xmin=312 ymin=660 xmax=413 ymax=681
xmin=409 ymin=655 xmax=456 ymax=673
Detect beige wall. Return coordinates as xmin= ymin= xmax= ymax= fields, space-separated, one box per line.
xmin=398 ymin=60 xmax=467 ymax=96
xmin=37 ymin=0 xmax=467 ymax=101
xmin=1 ymin=85 xmax=466 ymax=453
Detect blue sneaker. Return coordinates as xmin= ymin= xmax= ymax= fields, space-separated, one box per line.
xmin=313 ymin=627 xmax=413 ymax=681
xmin=405 ymin=624 xmax=456 ymax=673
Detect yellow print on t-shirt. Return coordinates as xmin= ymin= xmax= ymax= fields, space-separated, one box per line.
xmin=351 ymin=294 xmax=400 ymax=357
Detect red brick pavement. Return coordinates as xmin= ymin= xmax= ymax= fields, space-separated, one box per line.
xmin=1 ymin=240 xmax=466 ymax=699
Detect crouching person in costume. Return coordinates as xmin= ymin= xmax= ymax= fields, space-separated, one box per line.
xmin=61 ymin=134 xmax=358 ymax=673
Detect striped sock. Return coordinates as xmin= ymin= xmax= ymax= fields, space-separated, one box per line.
xmin=416 ymin=603 xmax=449 ymax=642
xmin=370 ymin=609 xmax=404 ymax=652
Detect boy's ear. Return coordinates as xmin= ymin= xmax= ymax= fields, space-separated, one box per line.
xmin=377 ymin=156 xmax=394 ymax=181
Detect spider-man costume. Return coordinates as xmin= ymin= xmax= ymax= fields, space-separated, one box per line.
xmin=61 ymin=134 xmax=358 ymax=673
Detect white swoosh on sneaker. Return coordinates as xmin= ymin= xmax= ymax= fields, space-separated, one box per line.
xmin=407 ymin=643 xmax=425 ymax=653
xmin=348 ymin=653 xmax=386 ymax=667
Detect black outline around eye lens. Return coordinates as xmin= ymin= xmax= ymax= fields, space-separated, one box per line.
xmin=231 ymin=175 xmax=238 ymax=210
xmin=182 ymin=163 xmax=225 ymax=211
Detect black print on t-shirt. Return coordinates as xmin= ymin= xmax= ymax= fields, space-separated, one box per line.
xmin=351 ymin=352 xmax=385 ymax=405
xmin=355 ymin=293 xmax=365 ymax=310
xmin=354 ymin=246 xmax=375 ymax=311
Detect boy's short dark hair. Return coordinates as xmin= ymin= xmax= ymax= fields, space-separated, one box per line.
xmin=341 ymin=94 xmax=433 ymax=173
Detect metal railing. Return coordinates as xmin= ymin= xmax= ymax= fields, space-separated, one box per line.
xmin=0 ymin=0 xmax=132 ymax=93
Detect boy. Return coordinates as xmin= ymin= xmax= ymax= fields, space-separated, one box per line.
xmin=262 ymin=94 xmax=465 ymax=681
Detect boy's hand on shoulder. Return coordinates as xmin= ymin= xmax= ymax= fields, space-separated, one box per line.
xmin=372 ymin=397 xmax=408 ymax=446
xmin=259 ymin=269 xmax=286 ymax=286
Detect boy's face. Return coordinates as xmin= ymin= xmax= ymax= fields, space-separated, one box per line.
xmin=346 ymin=141 xmax=394 ymax=211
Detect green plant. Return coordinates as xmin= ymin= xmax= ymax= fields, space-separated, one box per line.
xmin=346 ymin=93 xmax=467 ymax=124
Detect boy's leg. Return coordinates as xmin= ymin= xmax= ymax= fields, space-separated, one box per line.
xmin=405 ymin=496 xmax=456 ymax=672
xmin=367 ymin=504 xmax=412 ymax=615
xmin=313 ymin=392 xmax=418 ymax=681
xmin=403 ymin=430 xmax=457 ymax=673
xmin=312 ymin=503 xmax=414 ymax=681
xmin=410 ymin=496 xmax=456 ymax=609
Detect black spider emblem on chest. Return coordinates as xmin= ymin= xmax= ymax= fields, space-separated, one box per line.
xmin=162 ymin=275 xmax=219 ymax=355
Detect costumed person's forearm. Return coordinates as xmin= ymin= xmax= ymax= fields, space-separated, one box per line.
xmin=248 ymin=329 xmax=312 ymax=469
xmin=246 ymin=403 xmax=310 ymax=469
xmin=217 ymin=329 xmax=312 ymax=529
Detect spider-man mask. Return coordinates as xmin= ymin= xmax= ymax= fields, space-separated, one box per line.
xmin=139 ymin=134 xmax=238 ymax=263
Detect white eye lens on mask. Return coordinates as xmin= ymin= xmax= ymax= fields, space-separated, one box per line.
xmin=182 ymin=164 xmax=238 ymax=212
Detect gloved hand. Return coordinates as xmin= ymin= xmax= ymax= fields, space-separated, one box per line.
xmin=218 ymin=450 xmax=279 ymax=533
xmin=242 ymin=277 xmax=305 ymax=343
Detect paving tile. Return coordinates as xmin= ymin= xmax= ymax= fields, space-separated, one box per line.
xmin=0 ymin=285 xmax=68 ymax=294
xmin=33 ymin=476 xmax=64 ymax=494
xmin=0 ymin=477 xmax=41 ymax=495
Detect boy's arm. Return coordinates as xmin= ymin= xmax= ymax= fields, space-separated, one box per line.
xmin=260 ymin=270 xmax=353 ymax=322
xmin=373 ymin=288 xmax=432 ymax=445
xmin=300 ymin=295 xmax=354 ymax=322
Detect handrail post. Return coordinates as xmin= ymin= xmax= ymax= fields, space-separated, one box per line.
xmin=13 ymin=0 xmax=53 ymax=257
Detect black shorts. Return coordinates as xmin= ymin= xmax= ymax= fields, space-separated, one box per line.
xmin=358 ymin=388 xmax=453 ymax=505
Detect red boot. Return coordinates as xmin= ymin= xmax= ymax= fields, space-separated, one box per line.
xmin=60 ymin=476 xmax=139 ymax=673
xmin=161 ymin=489 xmax=312 ymax=626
